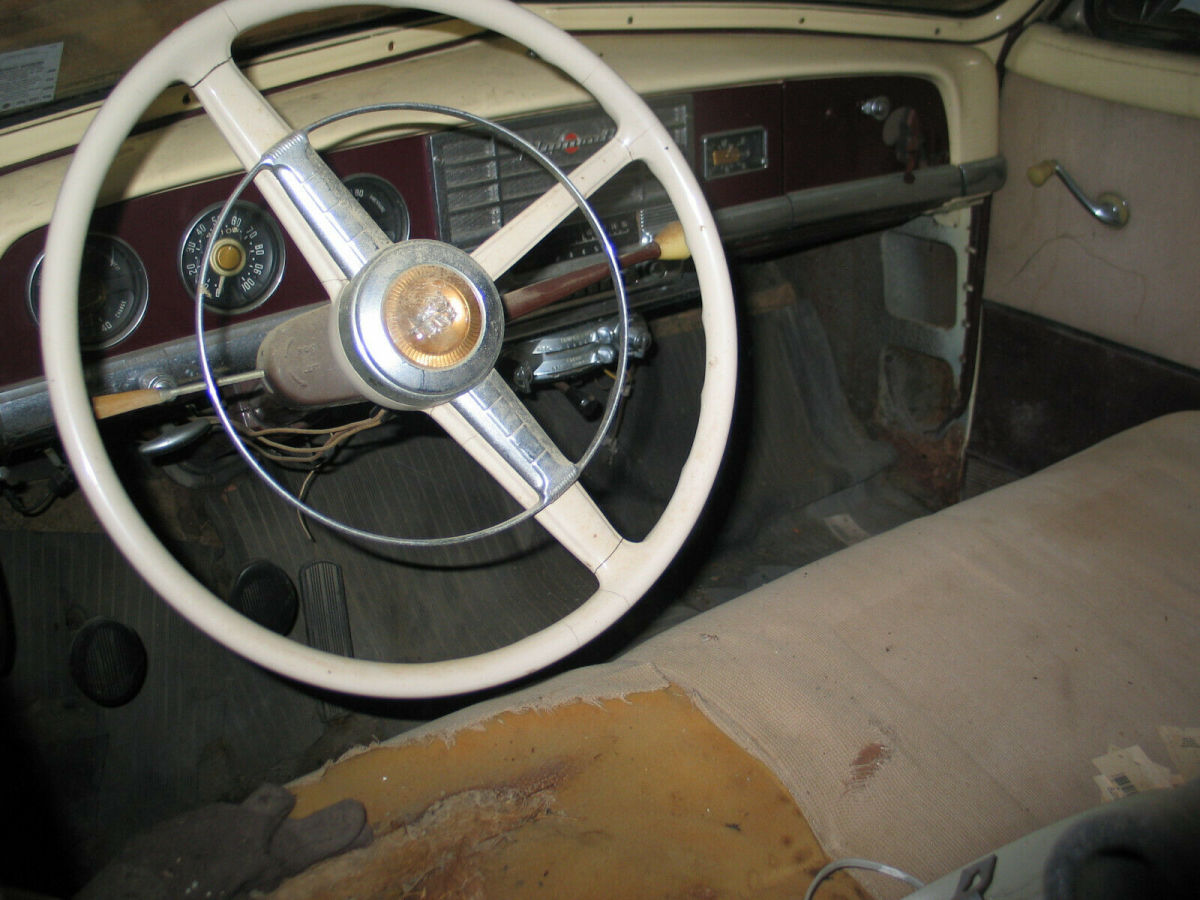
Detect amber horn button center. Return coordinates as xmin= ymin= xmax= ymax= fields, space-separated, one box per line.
xmin=383 ymin=264 xmax=484 ymax=370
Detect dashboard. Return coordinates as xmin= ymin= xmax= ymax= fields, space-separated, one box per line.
xmin=0 ymin=57 xmax=1001 ymax=452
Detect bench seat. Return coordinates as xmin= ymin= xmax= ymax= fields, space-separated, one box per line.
xmin=280 ymin=411 xmax=1200 ymax=897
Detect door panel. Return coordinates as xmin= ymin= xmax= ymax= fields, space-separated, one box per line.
xmin=984 ymin=65 xmax=1200 ymax=370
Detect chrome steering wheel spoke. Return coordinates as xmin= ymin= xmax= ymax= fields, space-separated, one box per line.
xmin=430 ymin=374 xmax=624 ymax=572
xmin=444 ymin=371 xmax=578 ymax=506
xmin=189 ymin=59 xmax=389 ymax=291
xmin=261 ymin=130 xmax=392 ymax=278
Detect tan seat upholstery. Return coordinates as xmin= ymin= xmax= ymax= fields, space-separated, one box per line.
xmin=286 ymin=411 xmax=1200 ymax=895
xmin=616 ymin=410 xmax=1200 ymax=885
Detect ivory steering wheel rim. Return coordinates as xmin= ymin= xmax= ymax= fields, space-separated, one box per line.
xmin=41 ymin=0 xmax=737 ymax=699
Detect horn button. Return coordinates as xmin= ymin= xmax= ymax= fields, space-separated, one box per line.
xmin=337 ymin=240 xmax=504 ymax=409
xmin=384 ymin=264 xmax=483 ymax=369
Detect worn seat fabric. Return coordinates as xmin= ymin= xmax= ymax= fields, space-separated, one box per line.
xmin=294 ymin=411 xmax=1200 ymax=892
xmin=616 ymin=409 xmax=1200 ymax=883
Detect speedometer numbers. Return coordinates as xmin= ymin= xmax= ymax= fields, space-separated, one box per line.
xmin=179 ymin=201 xmax=286 ymax=314
xmin=180 ymin=176 xmax=408 ymax=313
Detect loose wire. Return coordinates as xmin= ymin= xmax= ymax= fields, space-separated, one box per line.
xmin=203 ymin=409 xmax=387 ymax=467
xmin=803 ymin=857 xmax=924 ymax=900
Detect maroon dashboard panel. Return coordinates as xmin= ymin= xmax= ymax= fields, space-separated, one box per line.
xmin=0 ymin=133 xmax=437 ymax=387
xmin=0 ymin=76 xmax=949 ymax=391
xmin=689 ymin=76 xmax=948 ymax=208
xmin=781 ymin=75 xmax=950 ymax=192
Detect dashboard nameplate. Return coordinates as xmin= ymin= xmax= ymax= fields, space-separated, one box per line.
xmin=702 ymin=126 xmax=768 ymax=181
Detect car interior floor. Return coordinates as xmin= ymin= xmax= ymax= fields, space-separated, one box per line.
xmin=1 ymin=236 xmax=940 ymax=891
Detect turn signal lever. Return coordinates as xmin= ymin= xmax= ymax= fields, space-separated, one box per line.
xmin=502 ymin=221 xmax=691 ymax=319
xmin=91 ymin=370 xmax=265 ymax=420
xmin=1027 ymin=159 xmax=1129 ymax=228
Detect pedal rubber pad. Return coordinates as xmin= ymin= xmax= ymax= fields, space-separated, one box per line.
xmin=228 ymin=560 xmax=298 ymax=636
xmin=299 ymin=561 xmax=354 ymax=658
xmin=70 ymin=617 xmax=148 ymax=707
xmin=299 ymin=561 xmax=353 ymax=720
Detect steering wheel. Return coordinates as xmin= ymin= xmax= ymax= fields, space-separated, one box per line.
xmin=41 ymin=0 xmax=736 ymax=699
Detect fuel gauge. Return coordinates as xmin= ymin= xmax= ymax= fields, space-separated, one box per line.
xmin=179 ymin=200 xmax=285 ymax=314
xmin=343 ymin=173 xmax=410 ymax=243
xmin=27 ymin=234 xmax=149 ymax=349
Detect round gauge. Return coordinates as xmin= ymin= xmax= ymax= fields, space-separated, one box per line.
xmin=343 ymin=173 xmax=410 ymax=243
xmin=179 ymin=200 xmax=285 ymax=314
xmin=27 ymin=234 xmax=149 ymax=350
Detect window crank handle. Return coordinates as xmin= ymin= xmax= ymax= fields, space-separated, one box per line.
xmin=1027 ymin=159 xmax=1129 ymax=228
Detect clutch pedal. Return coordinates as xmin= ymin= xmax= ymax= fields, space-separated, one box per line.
xmin=228 ymin=560 xmax=298 ymax=636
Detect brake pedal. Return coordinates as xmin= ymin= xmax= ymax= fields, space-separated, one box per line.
xmin=299 ymin=561 xmax=353 ymax=721
xmin=69 ymin=617 xmax=148 ymax=707
xmin=228 ymin=560 xmax=298 ymax=636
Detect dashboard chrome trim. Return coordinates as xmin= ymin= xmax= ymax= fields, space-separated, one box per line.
xmin=714 ymin=156 xmax=1006 ymax=242
xmin=0 ymin=156 xmax=1004 ymax=451
xmin=0 ymin=305 xmax=302 ymax=450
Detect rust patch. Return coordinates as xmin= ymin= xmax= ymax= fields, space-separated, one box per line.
xmin=746 ymin=281 xmax=798 ymax=315
xmin=876 ymin=422 xmax=967 ymax=509
xmin=649 ymin=305 xmax=703 ymax=338
xmin=844 ymin=742 xmax=893 ymax=793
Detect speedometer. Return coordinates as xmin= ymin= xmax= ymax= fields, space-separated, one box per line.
xmin=179 ymin=200 xmax=285 ymax=314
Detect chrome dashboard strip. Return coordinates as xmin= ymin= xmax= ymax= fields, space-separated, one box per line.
xmin=714 ymin=156 xmax=1006 ymax=242
xmin=2 ymin=156 xmax=1005 ymax=452
xmin=0 ymin=307 xmax=300 ymax=450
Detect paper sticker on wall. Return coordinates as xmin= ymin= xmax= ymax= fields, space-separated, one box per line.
xmin=0 ymin=43 xmax=64 ymax=114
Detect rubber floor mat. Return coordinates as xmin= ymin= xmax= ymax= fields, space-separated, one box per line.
xmin=200 ymin=294 xmax=899 ymax=669
xmin=0 ymin=529 xmax=343 ymax=888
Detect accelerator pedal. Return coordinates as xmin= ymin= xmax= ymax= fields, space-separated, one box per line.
xmin=228 ymin=560 xmax=298 ymax=636
xmin=299 ymin=561 xmax=354 ymax=721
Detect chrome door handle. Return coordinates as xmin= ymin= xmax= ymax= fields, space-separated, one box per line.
xmin=1027 ymin=159 xmax=1129 ymax=228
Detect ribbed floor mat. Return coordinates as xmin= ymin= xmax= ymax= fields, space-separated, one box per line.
xmin=203 ymin=422 xmax=597 ymax=666
xmin=200 ymin=296 xmax=896 ymax=669
xmin=0 ymin=284 xmax=912 ymax=892
xmin=0 ymin=530 xmax=347 ymax=887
